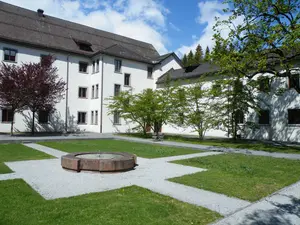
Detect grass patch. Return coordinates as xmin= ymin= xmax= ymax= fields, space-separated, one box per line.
xmin=39 ymin=139 xmax=200 ymax=158
xmin=0 ymin=144 xmax=54 ymax=174
xmin=119 ymin=133 xmax=300 ymax=154
xmin=0 ymin=179 xmax=221 ymax=225
xmin=169 ymin=154 xmax=300 ymax=202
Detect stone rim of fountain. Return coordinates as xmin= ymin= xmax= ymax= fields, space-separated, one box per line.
xmin=61 ymin=152 xmax=137 ymax=172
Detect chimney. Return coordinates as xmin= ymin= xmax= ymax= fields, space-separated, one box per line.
xmin=37 ymin=9 xmax=44 ymax=17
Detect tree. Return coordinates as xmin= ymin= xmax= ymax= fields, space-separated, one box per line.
xmin=182 ymin=54 xmax=188 ymax=67
xmin=215 ymin=0 xmax=300 ymax=88
xmin=0 ymin=64 xmax=27 ymax=135
xmin=22 ymin=56 xmax=66 ymax=135
xmin=204 ymin=46 xmax=210 ymax=62
xmin=194 ymin=44 xmax=204 ymax=64
xmin=171 ymin=80 xmax=218 ymax=139
xmin=187 ymin=50 xmax=195 ymax=66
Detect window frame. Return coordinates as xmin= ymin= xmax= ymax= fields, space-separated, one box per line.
xmin=96 ymin=59 xmax=100 ymax=73
xmin=77 ymin=111 xmax=87 ymax=124
xmin=1 ymin=108 xmax=14 ymax=123
xmin=258 ymin=77 xmax=271 ymax=92
xmin=147 ymin=67 xmax=153 ymax=79
xmin=114 ymin=59 xmax=122 ymax=73
xmin=114 ymin=84 xmax=121 ymax=96
xmin=258 ymin=110 xmax=270 ymax=125
xmin=91 ymin=85 xmax=95 ymax=99
xmin=79 ymin=61 xmax=88 ymax=73
xmin=288 ymin=109 xmax=300 ymax=125
xmin=95 ymin=110 xmax=98 ymax=125
xmin=3 ymin=48 xmax=17 ymax=63
xmin=124 ymin=73 xmax=131 ymax=86
xmin=38 ymin=110 xmax=50 ymax=124
xmin=113 ymin=111 xmax=121 ymax=125
xmin=288 ymin=74 xmax=300 ymax=91
xmin=95 ymin=84 xmax=99 ymax=99
xmin=78 ymin=87 xmax=88 ymax=99
xmin=235 ymin=110 xmax=244 ymax=124
xmin=91 ymin=111 xmax=94 ymax=125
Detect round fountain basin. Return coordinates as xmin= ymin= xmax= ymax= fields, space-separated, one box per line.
xmin=61 ymin=152 xmax=137 ymax=172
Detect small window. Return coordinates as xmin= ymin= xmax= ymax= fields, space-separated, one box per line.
xmin=95 ymin=84 xmax=99 ymax=98
xmin=4 ymin=48 xmax=17 ymax=62
xmin=74 ymin=39 xmax=93 ymax=52
xmin=259 ymin=110 xmax=270 ymax=125
xmin=96 ymin=60 xmax=99 ymax=72
xmin=147 ymin=67 xmax=153 ymax=79
xmin=77 ymin=112 xmax=87 ymax=124
xmin=124 ymin=73 xmax=130 ymax=86
xmin=38 ymin=110 xmax=50 ymax=123
xmin=92 ymin=85 xmax=95 ymax=99
xmin=40 ymin=55 xmax=49 ymax=67
xmin=288 ymin=109 xmax=300 ymax=124
xmin=289 ymin=75 xmax=300 ymax=90
xmin=95 ymin=111 xmax=98 ymax=125
xmin=1 ymin=108 xmax=13 ymax=122
xmin=235 ymin=110 xmax=244 ymax=124
xmin=78 ymin=87 xmax=87 ymax=98
xmin=113 ymin=111 xmax=120 ymax=124
xmin=92 ymin=61 xmax=95 ymax=73
xmin=114 ymin=59 xmax=122 ymax=72
xmin=258 ymin=77 xmax=270 ymax=92
xmin=91 ymin=111 xmax=94 ymax=125
xmin=114 ymin=84 xmax=121 ymax=96
xmin=79 ymin=62 xmax=88 ymax=73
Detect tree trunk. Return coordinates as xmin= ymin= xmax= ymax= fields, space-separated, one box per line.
xmin=31 ymin=110 xmax=35 ymax=136
xmin=10 ymin=111 xmax=14 ymax=136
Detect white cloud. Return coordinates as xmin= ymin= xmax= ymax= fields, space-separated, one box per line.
xmin=169 ymin=22 xmax=181 ymax=32
xmin=176 ymin=0 xmax=243 ymax=57
xmin=3 ymin=0 xmax=169 ymax=54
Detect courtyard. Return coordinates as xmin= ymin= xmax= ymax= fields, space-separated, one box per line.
xmin=0 ymin=138 xmax=300 ymax=225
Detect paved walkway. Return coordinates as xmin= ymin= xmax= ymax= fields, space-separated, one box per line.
xmin=212 ymin=181 xmax=300 ymax=225
xmin=3 ymin=144 xmax=250 ymax=216
xmin=114 ymin=135 xmax=300 ymax=160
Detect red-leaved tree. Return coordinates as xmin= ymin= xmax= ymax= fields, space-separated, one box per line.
xmin=0 ymin=64 xmax=27 ymax=135
xmin=22 ymin=55 xmax=66 ymax=135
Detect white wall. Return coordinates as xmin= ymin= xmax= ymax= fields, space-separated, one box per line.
xmin=0 ymin=42 xmax=181 ymax=134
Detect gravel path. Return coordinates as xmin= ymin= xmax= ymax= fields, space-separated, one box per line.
xmin=23 ymin=143 xmax=66 ymax=158
xmin=114 ymin=135 xmax=300 ymax=160
xmin=0 ymin=173 xmax=21 ymax=181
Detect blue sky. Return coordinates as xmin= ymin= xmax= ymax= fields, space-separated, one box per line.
xmin=3 ymin=0 xmax=234 ymax=56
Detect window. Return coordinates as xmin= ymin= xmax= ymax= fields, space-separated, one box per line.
xmin=95 ymin=84 xmax=99 ymax=98
xmin=1 ymin=108 xmax=13 ymax=122
xmin=114 ymin=84 xmax=121 ymax=96
xmin=124 ymin=73 xmax=130 ymax=86
xmin=78 ymin=87 xmax=87 ymax=98
xmin=95 ymin=111 xmax=98 ymax=125
xmin=96 ymin=60 xmax=99 ymax=72
xmin=147 ymin=67 xmax=153 ymax=79
xmin=79 ymin=62 xmax=88 ymax=73
xmin=258 ymin=77 xmax=270 ymax=92
xmin=77 ymin=112 xmax=87 ymax=124
xmin=288 ymin=109 xmax=300 ymax=124
xmin=114 ymin=59 xmax=122 ymax=72
xmin=91 ymin=111 xmax=94 ymax=125
xmin=92 ymin=61 xmax=95 ymax=73
xmin=4 ymin=48 xmax=17 ymax=62
xmin=235 ymin=110 xmax=244 ymax=124
xmin=113 ymin=111 xmax=120 ymax=124
xmin=40 ymin=55 xmax=49 ymax=67
xmin=92 ymin=85 xmax=95 ymax=99
xmin=289 ymin=75 xmax=300 ymax=90
xmin=38 ymin=110 xmax=50 ymax=123
xmin=258 ymin=110 xmax=270 ymax=125
xmin=73 ymin=39 xmax=93 ymax=52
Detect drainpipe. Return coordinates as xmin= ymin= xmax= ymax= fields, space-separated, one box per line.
xmin=65 ymin=55 xmax=70 ymax=133
xmin=100 ymin=56 xmax=104 ymax=133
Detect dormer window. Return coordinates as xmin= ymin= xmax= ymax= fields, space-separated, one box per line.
xmin=73 ymin=39 xmax=93 ymax=52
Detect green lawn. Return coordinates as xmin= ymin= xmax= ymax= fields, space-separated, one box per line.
xmin=0 ymin=179 xmax=221 ymax=225
xmin=170 ymin=154 xmax=300 ymax=202
xmin=39 ymin=139 xmax=200 ymax=158
xmin=0 ymin=144 xmax=54 ymax=174
xmin=118 ymin=133 xmax=300 ymax=154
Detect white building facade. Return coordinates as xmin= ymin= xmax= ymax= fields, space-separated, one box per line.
xmin=0 ymin=2 xmax=182 ymax=134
